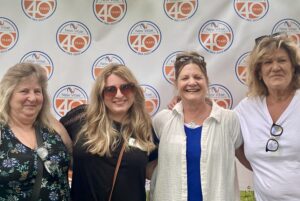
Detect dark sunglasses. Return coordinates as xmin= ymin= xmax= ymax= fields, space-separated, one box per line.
xmin=265 ymin=123 xmax=283 ymax=152
xmin=103 ymin=83 xmax=135 ymax=98
xmin=255 ymin=32 xmax=288 ymax=45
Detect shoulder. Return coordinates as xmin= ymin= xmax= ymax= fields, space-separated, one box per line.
xmin=152 ymin=109 xmax=174 ymax=139
xmin=60 ymin=104 xmax=87 ymax=140
xmin=152 ymin=109 xmax=174 ymax=126
xmin=60 ymin=104 xmax=87 ymax=126
xmin=234 ymin=96 xmax=263 ymax=117
xmin=236 ymin=96 xmax=261 ymax=108
xmin=211 ymin=102 xmax=237 ymax=119
xmin=49 ymin=117 xmax=73 ymax=153
xmin=153 ymin=109 xmax=172 ymax=120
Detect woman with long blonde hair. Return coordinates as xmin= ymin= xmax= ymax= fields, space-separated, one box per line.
xmin=60 ymin=63 xmax=155 ymax=201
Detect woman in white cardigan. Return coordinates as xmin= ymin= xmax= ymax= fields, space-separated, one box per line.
xmin=151 ymin=51 xmax=242 ymax=201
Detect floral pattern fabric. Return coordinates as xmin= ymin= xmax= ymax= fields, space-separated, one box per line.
xmin=0 ymin=125 xmax=70 ymax=201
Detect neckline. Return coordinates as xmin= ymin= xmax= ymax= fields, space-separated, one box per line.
xmin=184 ymin=122 xmax=202 ymax=129
xmin=263 ymin=90 xmax=297 ymax=124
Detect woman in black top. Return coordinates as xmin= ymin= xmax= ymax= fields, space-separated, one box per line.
xmin=60 ymin=63 xmax=156 ymax=201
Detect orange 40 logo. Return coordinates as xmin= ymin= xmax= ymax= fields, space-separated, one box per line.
xmin=22 ymin=0 xmax=56 ymax=20
xmin=128 ymin=21 xmax=161 ymax=55
xmin=53 ymin=85 xmax=88 ymax=117
xmin=0 ymin=18 xmax=18 ymax=53
xmin=234 ymin=0 xmax=268 ymax=21
xmin=164 ymin=0 xmax=198 ymax=21
xmin=56 ymin=22 xmax=91 ymax=55
xmin=93 ymin=0 xmax=127 ymax=24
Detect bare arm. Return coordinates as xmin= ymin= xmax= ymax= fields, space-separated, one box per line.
xmin=235 ymin=144 xmax=252 ymax=171
xmin=50 ymin=116 xmax=73 ymax=154
xmin=146 ymin=159 xmax=158 ymax=180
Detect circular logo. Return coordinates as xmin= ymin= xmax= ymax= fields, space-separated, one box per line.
xmin=235 ymin=52 xmax=250 ymax=85
xmin=20 ymin=51 xmax=54 ymax=80
xmin=140 ymin=85 xmax=160 ymax=116
xmin=53 ymin=85 xmax=88 ymax=117
xmin=272 ymin=19 xmax=300 ymax=47
xmin=199 ymin=20 xmax=234 ymax=54
xmin=208 ymin=84 xmax=233 ymax=109
xmin=127 ymin=21 xmax=162 ymax=55
xmin=93 ymin=0 xmax=127 ymax=24
xmin=0 ymin=17 xmax=19 ymax=53
xmin=234 ymin=0 xmax=269 ymax=22
xmin=91 ymin=54 xmax=125 ymax=79
xmin=21 ymin=0 xmax=57 ymax=21
xmin=164 ymin=0 xmax=198 ymax=21
xmin=162 ymin=51 xmax=183 ymax=85
xmin=56 ymin=21 xmax=91 ymax=55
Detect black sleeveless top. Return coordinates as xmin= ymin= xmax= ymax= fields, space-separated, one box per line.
xmin=60 ymin=105 xmax=152 ymax=201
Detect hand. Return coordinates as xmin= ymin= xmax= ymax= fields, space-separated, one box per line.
xmin=167 ymin=95 xmax=181 ymax=110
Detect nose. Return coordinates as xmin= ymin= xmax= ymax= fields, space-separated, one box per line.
xmin=27 ymin=92 xmax=37 ymax=102
xmin=272 ymin=61 xmax=281 ymax=71
xmin=115 ymin=87 xmax=124 ymax=97
xmin=187 ymin=77 xmax=197 ymax=85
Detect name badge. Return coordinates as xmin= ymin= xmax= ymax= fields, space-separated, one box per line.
xmin=128 ymin=137 xmax=145 ymax=151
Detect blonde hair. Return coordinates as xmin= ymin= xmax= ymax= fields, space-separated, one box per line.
xmin=77 ymin=63 xmax=155 ymax=156
xmin=247 ymin=35 xmax=300 ymax=96
xmin=0 ymin=63 xmax=53 ymax=129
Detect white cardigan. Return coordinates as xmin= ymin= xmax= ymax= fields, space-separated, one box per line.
xmin=152 ymin=101 xmax=242 ymax=201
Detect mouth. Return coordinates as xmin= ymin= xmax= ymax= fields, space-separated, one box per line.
xmin=270 ymin=74 xmax=284 ymax=78
xmin=185 ymin=88 xmax=200 ymax=92
xmin=24 ymin=105 xmax=37 ymax=108
xmin=113 ymin=99 xmax=127 ymax=104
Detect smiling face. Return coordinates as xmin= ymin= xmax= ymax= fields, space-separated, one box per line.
xmin=9 ymin=76 xmax=43 ymax=124
xmin=176 ymin=63 xmax=208 ymax=103
xmin=103 ymin=74 xmax=135 ymax=122
xmin=260 ymin=48 xmax=294 ymax=93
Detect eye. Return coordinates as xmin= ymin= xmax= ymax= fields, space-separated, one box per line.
xmin=104 ymin=86 xmax=116 ymax=93
xmin=34 ymin=89 xmax=42 ymax=94
xmin=180 ymin=76 xmax=189 ymax=80
xmin=120 ymin=83 xmax=134 ymax=90
xmin=194 ymin=75 xmax=203 ymax=80
xmin=19 ymin=89 xmax=29 ymax=93
xmin=263 ymin=60 xmax=272 ymax=65
xmin=278 ymin=58 xmax=287 ymax=63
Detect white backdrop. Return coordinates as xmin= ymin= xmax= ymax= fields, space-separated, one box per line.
xmin=1 ymin=0 xmax=300 ymax=191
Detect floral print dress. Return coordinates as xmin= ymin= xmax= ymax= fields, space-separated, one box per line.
xmin=0 ymin=125 xmax=70 ymax=201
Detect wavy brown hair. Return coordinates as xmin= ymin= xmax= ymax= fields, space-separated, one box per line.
xmin=77 ymin=63 xmax=155 ymax=156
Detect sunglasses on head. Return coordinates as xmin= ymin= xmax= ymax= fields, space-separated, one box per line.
xmin=176 ymin=55 xmax=205 ymax=64
xmin=103 ymin=83 xmax=135 ymax=98
xmin=255 ymin=32 xmax=288 ymax=45
xmin=265 ymin=123 xmax=283 ymax=152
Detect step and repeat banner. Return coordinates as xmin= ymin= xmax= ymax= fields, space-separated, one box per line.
xmin=1 ymin=0 xmax=299 ymax=195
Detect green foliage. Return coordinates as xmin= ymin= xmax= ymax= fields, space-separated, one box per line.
xmin=240 ymin=190 xmax=255 ymax=201
xmin=146 ymin=190 xmax=256 ymax=201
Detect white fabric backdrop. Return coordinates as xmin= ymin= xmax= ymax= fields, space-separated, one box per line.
xmin=1 ymin=0 xmax=299 ymax=191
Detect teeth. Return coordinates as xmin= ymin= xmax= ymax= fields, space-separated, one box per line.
xmin=186 ymin=89 xmax=199 ymax=92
